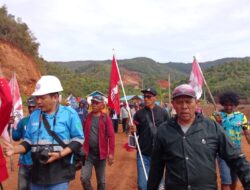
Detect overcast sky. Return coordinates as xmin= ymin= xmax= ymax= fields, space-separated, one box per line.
xmin=1 ymin=0 xmax=250 ymax=63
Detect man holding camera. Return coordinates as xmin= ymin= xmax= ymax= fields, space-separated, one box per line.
xmin=3 ymin=75 xmax=84 ymax=190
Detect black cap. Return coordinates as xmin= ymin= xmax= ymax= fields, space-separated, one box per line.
xmin=141 ymin=87 xmax=157 ymax=96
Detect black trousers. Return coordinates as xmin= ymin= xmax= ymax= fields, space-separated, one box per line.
xmin=112 ymin=119 xmax=118 ymax=133
xmin=122 ymin=118 xmax=128 ymax=133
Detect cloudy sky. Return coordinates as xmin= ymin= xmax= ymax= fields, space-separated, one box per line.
xmin=1 ymin=0 xmax=250 ymax=63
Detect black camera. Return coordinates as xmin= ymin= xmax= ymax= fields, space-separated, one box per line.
xmin=37 ymin=146 xmax=53 ymax=164
xmin=74 ymin=147 xmax=86 ymax=170
xmin=76 ymin=148 xmax=86 ymax=163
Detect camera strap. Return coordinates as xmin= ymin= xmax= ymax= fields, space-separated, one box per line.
xmin=42 ymin=115 xmax=67 ymax=148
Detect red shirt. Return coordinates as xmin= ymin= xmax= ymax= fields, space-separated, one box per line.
xmin=0 ymin=78 xmax=13 ymax=182
xmin=83 ymin=112 xmax=115 ymax=160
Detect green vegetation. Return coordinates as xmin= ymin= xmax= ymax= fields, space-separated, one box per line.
xmin=52 ymin=57 xmax=186 ymax=96
xmin=0 ymin=5 xmax=45 ymax=71
xmin=47 ymin=57 xmax=250 ymax=99
xmin=204 ymin=60 xmax=250 ymax=98
xmin=45 ymin=62 xmax=152 ymax=98
xmin=0 ymin=5 xmax=39 ymax=58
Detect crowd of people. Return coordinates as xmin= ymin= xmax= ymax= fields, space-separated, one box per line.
xmin=1 ymin=72 xmax=250 ymax=190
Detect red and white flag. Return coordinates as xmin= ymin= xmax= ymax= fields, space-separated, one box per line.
xmin=1 ymin=73 xmax=24 ymax=141
xmin=108 ymin=55 xmax=121 ymax=114
xmin=189 ymin=57 xmax=204 ymax=99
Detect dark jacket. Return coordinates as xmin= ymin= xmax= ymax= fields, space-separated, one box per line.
xmin=133 ymin=105 xmax=169 ymax=156
xmin=147 ymin=114 xmax=250 ymax=190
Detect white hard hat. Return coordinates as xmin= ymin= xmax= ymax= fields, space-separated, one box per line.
xmin=32 ymin=75 xmax=63 ymax=96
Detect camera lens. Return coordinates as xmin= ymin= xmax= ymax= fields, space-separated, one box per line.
xmin=38 ymin=149 xmax=49 ymax=164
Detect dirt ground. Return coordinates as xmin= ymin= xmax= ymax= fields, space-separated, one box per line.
xmin=2 ymin=104 xmax=250 ymax=190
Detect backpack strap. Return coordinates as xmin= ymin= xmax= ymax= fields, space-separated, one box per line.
xmin=102 ymin=113 xmax=108 ymax=139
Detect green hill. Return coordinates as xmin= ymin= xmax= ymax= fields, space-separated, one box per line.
xmin=165 ymin=57 xmax=250 ymax=74
xmin=48 ymin=57 xmax=250 ymax=100
xmin=53 ymin=57 xmax=185 ymax=80
xmin=204 ymin=60 xmax=250 ymax=99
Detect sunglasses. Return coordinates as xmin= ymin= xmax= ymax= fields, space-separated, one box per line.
xmin=143 ymin=95 xmax=154 ymax=99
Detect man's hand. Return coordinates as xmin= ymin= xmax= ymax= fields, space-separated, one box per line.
xmin=213 ymin=112 xmax=222 ymax=124
xmin=107 ymin=154 xmax=114 ymax=166
xmin=46 ymin=152 xmax=61 ymax=164
xmin=3 ymin=140 xmax=15 ymax=157
xmin=129 ymin=125 xmax=136 ymax=133
xmin=9 ymin=116 xmax=15 ymax=125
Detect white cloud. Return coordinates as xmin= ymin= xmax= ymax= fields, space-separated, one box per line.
xmin=1 ymin=0 xmax=250 ymax=62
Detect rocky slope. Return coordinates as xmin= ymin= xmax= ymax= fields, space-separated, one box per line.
xmin=0 ymin=40 xmax=41 ymax=96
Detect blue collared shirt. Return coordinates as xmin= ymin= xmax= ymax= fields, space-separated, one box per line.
xmin=24 ymin=105 xmax=84 ymax=152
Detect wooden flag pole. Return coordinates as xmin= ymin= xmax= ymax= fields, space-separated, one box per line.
xmin=9 ymin=72 xmax=15 ymax=171
xmin=193 ymin=56 xmax=217 ymax=111
xmin=168 ymin=73 xmax=171 ymax=104
xmin=112 ymin=49 xmax=148 ymax=181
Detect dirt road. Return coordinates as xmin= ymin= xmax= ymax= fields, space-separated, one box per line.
xmin=2 ymin=104 xmax=250 ymax=190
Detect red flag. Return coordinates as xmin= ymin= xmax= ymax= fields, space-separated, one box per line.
xmin=1 ymin=74 xmax=24 ymax=141
xmin=108 ymin=55 xmax=120 ymax=114
xmin=189 ymin=57 xmax=203 ymax=99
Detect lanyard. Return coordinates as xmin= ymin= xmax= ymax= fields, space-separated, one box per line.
xmin=36 ymin=105 xmax=59 ymax=145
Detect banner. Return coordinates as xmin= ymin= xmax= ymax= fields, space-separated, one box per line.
xmin=1 ymin=73 xmax=23 ymax=141
xmin=108 ymin=55 xmax=120 ymax=114
xmin=9 ymin=73 xmax=24 ymax=128
xmin=189 ymin=57 xmax=203 ymax=99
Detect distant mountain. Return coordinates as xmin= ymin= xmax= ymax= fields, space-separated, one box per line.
xmin=51 ymin=57 xmax=187 ymax=88
xmin=164 ymin=57 xmax=250 ymax=74
xmin=49 ymin=57 xmax=250 ymax=99
xmin=54 ymin=57 xmax=250 ymax=76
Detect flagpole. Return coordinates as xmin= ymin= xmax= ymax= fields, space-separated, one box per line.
xmin=168 ymin=73 xmax=171 ymax=104
xmin=193 ymin=56 xmax=217 ymax=111
xmin=9 ymin=72 xmax=15 ymax=171
xmin=112 ymin=49 xmax=148 ymax=181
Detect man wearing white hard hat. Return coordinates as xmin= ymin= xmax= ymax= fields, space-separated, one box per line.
xmin=4 ymin=75 xmax=84 ymax=190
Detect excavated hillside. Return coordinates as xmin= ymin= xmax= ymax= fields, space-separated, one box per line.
xmin=0 ymin=40 xmax=41 ymax=96
xmin=122 ymin=69 xmax=142 ymax=88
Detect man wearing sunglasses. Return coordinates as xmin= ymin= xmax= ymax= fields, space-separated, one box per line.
xmin=131 ymin=87 xmax=169 ymax=190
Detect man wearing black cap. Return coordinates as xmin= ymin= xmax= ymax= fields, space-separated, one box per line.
xmin=131 ymin=87 xmax=169 ymax=190
xmin=12 ymin=96 xmax=37 ymax=190
xmin=147 ymin=84 xmax=250 ymax=190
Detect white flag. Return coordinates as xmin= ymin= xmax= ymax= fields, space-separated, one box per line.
xmin=189 ymin=57 xmax=204 ymax=99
